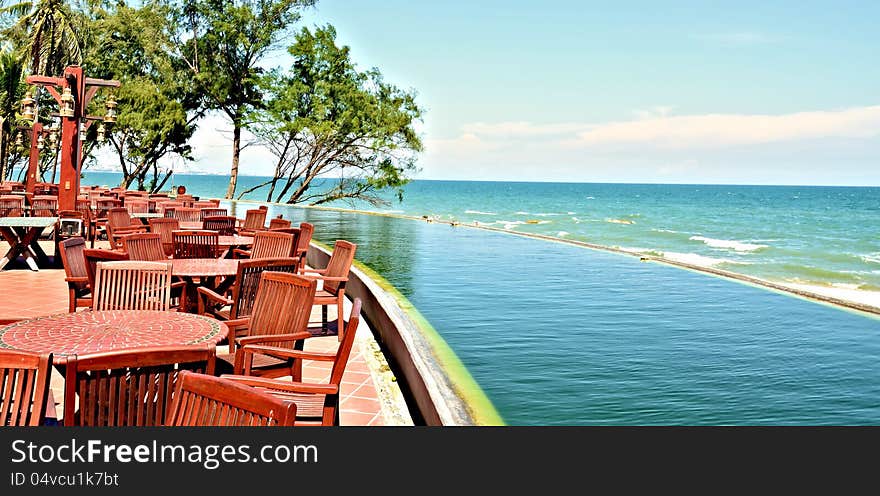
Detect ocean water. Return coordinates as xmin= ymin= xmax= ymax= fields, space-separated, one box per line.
xmin=83 ymin=172 xmax=880 ymax=295
xmin=231 ymin=202 xmax=880 ymax=425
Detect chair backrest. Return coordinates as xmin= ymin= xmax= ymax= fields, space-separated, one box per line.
xmin=107 ymin=207 xmax=133 ymax=228
xmin=31 ymin=195 xmax=58 ymax=217
xmin=268 ymin=217 xmax=291 ymax=230
xmin=229 ymin=258 xmax=301 ymax=319
xmin=172 ymin=207 xmax=202 ymax=223
xmin=93 ymin=260 xmax=173 ymax=311
xmin=202 ymin=215 xmax=237 ymax=236
xmin=176 ymin=194 xmax=194 ymax=207
xmin=172 ymin=230 xmax=219 ymax=259
xmin=123 ymin=233 xmax=167 ymax=261
xmin=148 ymin=217 xmax=180 ymax=256
xmin=156 ymin=201 xmax=183 ymax=214
xmin=296 ymin=222 xmax=315 ymax=258
xmin=242 ymin=208 xmax=267 ymax=231
xmin=194 ymin=200 xmax=220 ymax=209
xmin=75 ymin=198 xmax=92 ymax=220
xmin=0 ymin=350 xmax=53 ymax=426
xmin=59 ymin=237 xmax=89 ymax=293
xmin=249 ymin=272 xmax=316 ymax=349
xmin=63 ymin=345 xmax=215 ymax=426
xmin=95 ymin=198 xmax=122 ymax=218
xmin=124 ymin=199 xmax=149 ymax=214
xmin=165 ymin=371 xmax=297 ymax=426
xmin=0 ymin=195 xmax=24 ymax=217
xmin=83 ymin=248 xmax=129 ymax=292
xmin=199 ymin=207 xmax=227 ymax=220
xmin=250 ymin=231 xmax=295 ymax=259
xmin=322 ymin=240 xmax=357 ymax=294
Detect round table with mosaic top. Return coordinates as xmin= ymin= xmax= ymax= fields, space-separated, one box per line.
xmin=0 ymin=310 xmax=228 ymax=364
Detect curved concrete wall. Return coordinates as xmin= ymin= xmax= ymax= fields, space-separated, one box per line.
xmin=307 ymin=243 xmax=502 ymax=426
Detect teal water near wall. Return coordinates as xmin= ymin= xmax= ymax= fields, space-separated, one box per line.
xmin=223 ymin=200 xmax=880 ymax=425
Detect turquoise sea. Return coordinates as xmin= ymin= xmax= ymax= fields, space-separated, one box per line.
xmin=80 ymin=171 xmax=880 ymax=424
xmin=83 ymin=172 xmax=880 ymax=295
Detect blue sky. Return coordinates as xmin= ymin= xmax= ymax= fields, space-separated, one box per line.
xmin=180 ymin=0 xmax=880 ymax=185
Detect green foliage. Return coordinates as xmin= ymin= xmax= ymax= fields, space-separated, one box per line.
xmin=0 ymin=0 xmax=84 ymax=76
xmin=0 ymin=47 xmax=26 ymax=179
xmin=174 ymin=0 xmax=315 ymax=198
xmin=245 ymin=25 xmax=423 ymax=206
xmin=85 ymin=1 xmax=201 ymax=191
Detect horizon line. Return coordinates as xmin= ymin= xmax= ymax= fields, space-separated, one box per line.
xmin=80 ymin=170 xmax=880 ymax=188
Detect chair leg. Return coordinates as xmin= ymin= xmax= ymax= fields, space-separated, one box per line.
xmin=321 ymin=305 xmax=328 ymax=334
xmin=337 ymin=296 xmax=344 ymax=342
xmin=69 ymin=289 xmax=76 ymax=313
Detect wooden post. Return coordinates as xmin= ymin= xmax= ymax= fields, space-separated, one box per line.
xmin=57 ymin=66 xmax=83 ymax=212
xmin=25 ymin=122 xmax=42 ymax=194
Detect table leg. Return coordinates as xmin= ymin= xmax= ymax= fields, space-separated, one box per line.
xmin=16 ymin=226 xmax=46 ymax=271
xmin=0 ymin=227 xmax=19 ymax=270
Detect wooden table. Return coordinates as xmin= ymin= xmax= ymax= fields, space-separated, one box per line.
xmin=179 ymin=221 xmax=203 ymax=230
xmin=0 ymin=216 xmax=58 ymax=271
xmin=0 ymin=310 xmax=228 ymax=364
xmin=171 ymin=258 xmax=240 ymax=312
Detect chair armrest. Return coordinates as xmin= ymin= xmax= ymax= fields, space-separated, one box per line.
xmin=232 ymin=248 xmax=251 ymax=258
xmin=197 ymin=286 xmax=233 ymax=306
xmin=237 ymin=345 xmax=337 ymax=362
xmin=300 ymin=274 xmax=349 ymax=282
xmin=235 ymin=332 xmax=312 ymax=347
xmin=65 ymin=276 xmax=89 ymax=283
xmin=302 ymin=268 xmax=327 ymax=274
xmin=220 ymin=375 xmax=339 ymax=395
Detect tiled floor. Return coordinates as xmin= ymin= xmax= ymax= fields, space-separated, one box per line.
xmin=0 ymin=241 xmax=410 ymax=426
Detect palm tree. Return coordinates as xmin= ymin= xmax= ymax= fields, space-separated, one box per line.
xmin=0 ymin=48 xmax=25 ymax=179
xmin=1 ymin=0 xmax=83 ymax=76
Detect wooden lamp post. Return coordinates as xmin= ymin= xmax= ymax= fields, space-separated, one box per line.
xmin=24 ymin=65 xmax=119 ymax=211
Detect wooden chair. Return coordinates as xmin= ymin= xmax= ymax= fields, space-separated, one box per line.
xmin=124 ymin=199 xmax=149 ymax=214
xmin=295 ymin=222 xmax=314 ymax=273
xmin=223 ymin=299 xmax=361 ymax=426
xmin=199 ymin=207 xmax=228 ymax=219
xmin=94 ymin=197 xmax=122 ymax=242
xmin=75 ymin=198 xmax=96 ymax=246
xmin=165 ymin=370 xmax=297 ymax=426
xmin=194 ymin=200 xmax=221 ymax=209
xmin=198 ymin=257 xmax=301 ymax=323
xmin=156 ymin=200 xmax=183 ymax=215
xmin=92 ymin=261 xmax=173 ymax=311
xmin=238 ymin=208 xmax=268 ymax=236
xmin=106 ymin=207 xmax=148 ymax=249
xmin=63 ymin=345 xmax=215 ymax=426
xmin=233 ymin=231 xmax=295 ymax=259
xmin=302 ymin=240 xmax=357 ymax=339
xmin=148 ymin=217 xmax=179 ymax=256
xmin=202 ymin=215 xmax=237 ymax=236
xmin=171 ymin=207 xmax=202 ymax=223
xmin=214 ymin=272 xmax=316 ymax=375
xmin=0 ymin=350 xmax=53 ymax=426
xmin=172 ymin=230 xmax=219 ymax=259
xmin=0 ymin=195 xmax=24 ymax=217
xmin=31 ymin=195 xmax=58 ymax=217
xmin=123 ymin=233 xmax=169 ymax=261
xmin=59 ymin=237 xmax=92 ymax=312
xmin=83 ymin=249 xmax=129 ymax=295
xmin=269 ymin=216 xmax=291 ymax=230
xmin=175 ymin=194 xmax=194 ymax=207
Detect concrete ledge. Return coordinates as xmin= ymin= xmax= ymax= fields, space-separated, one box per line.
xmin=308 ymin=242 xmax=503 ymax=426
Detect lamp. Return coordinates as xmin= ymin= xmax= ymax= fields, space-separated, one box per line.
xmin=79 ymin=122 xmax=86 ymax=142
xmin=20 ymin=91 xmax=36 ymax=122
xmin=36 ymin=134 xmax=45 ymax=150
xmin=96 ymin=122 xmax=106 ymax=142
xmin=59 ymin=87 xmax=75 ymax=117
xmin=103 ymin=94 xmax=117 ymax=124
xmin=14 ymin=132 xmax=24 ymax=150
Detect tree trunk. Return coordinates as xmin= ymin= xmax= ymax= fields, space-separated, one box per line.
xmin=226 ymin=122 xmax=241 ymax=199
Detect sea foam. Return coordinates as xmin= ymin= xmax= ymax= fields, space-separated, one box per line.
xmin=690 ymin=236 xmax=768 ymax=252
xmin=465 ymin=210 xmax=497 ymax=215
